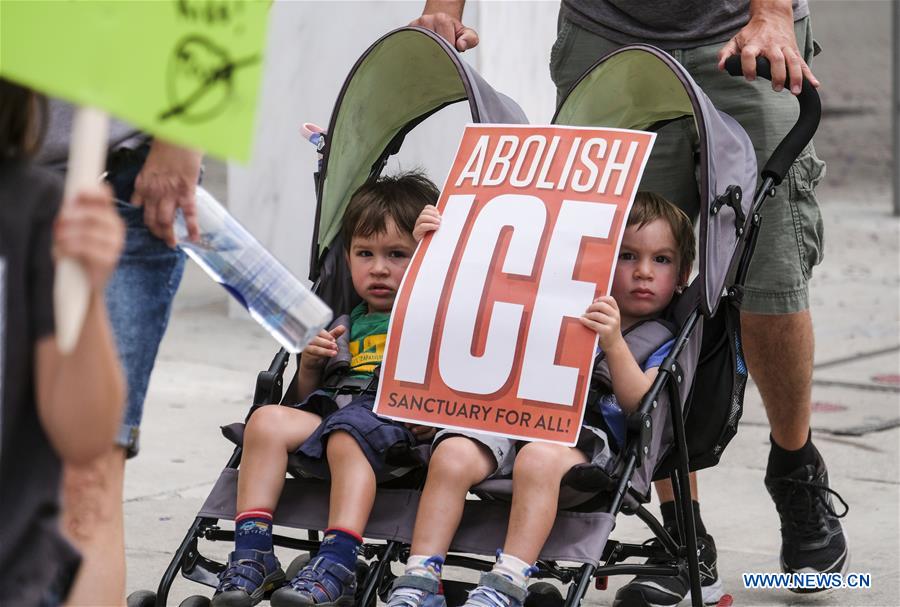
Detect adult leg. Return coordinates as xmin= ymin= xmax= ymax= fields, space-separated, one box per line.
xmin=61 ymin=449 xmax=126 ymax=606
xmin=688 ymin=16 xmax=845 ymax=579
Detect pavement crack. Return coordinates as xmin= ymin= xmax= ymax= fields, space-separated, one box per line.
xmin=125 ymin=480 xmax=216 ymax=503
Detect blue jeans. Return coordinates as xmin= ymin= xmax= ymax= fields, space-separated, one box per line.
xmin=105 ymin=147 xmax=186 ymax=457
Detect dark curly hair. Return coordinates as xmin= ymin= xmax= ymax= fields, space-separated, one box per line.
xmin=342 ymin=171 xmax=439 ymax=249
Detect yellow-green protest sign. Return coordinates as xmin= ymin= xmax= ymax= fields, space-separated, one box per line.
xmin=0 ymin=0 xmax=269 ymax=162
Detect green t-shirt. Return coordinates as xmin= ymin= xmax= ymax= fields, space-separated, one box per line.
xmin=348 ymin=303 xmax=390 ymax=377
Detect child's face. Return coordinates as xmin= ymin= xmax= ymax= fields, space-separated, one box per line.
xmin=611 ymin=218 xmax=684 ymax=328
xmin=347 ymin=218 xmax=417 ymax=314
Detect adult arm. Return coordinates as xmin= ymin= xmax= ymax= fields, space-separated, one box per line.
xmin=132 ymin=138 xmax=203 ymax=246
xmin=412 ymin=0 xmax=479 ymax=51
xmin=35 ymin=186 xmax=126 ymax=465
xmin=717 ymin=0 xmax=820 ymax=94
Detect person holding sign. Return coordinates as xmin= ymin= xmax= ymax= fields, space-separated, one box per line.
xmin=210 ymin=174 xmax=438 ymax=607
xmin=36 ymin=100 xmax=203 ymax=605
xmin=0 ymin=80 xmax=125 ymax=607
xmin=386 ymin=193 xmax=695 ymax=607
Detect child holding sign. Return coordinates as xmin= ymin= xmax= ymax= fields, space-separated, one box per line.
xmin=386 ymin=192 xmax=697 ymax=607
xmin=0 ymin=79 xmax=125 ymax=606
xmin=212 ymin=173 xmax=444 ymax=607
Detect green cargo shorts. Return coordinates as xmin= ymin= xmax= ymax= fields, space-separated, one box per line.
xmin=550 ymin=14 xmax=825 ymax=314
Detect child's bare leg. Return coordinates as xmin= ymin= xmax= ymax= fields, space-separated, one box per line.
xmin=411 ymin=436 xmax=496 ymax=556
xmin=237 ymin=405 xmax=323 ymax=512
xmin=326 ymin=430 xmax=377 ymax=534
xmin=502 ymin=442 xmax=588 ymax=564
xmin=268 ymin=431 xmax=375 ymax=605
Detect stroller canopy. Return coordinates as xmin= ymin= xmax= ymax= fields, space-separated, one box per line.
xmin=312 ymin=26 xmax=528 ymax=277
xmin=554 ymin=45 xmax=757 ymax=316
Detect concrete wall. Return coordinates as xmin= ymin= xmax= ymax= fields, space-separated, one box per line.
xmin=211 ymin=0 xmax=892 ymax=316
xmin=223 ymin=1 xmax=558 ymax=315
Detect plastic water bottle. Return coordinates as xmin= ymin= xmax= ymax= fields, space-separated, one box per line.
xmin=174 ymin=186 xmax=333 ymax=353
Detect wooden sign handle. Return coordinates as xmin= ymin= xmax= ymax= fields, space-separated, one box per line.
xmin=54 ymin=106 xmax=109 ymax=354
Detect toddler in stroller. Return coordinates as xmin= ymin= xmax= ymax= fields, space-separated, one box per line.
xmin=386 ymin=192 xmax=696 ymax=607
xmin=211 ymin=172 xmax=442 ymax=607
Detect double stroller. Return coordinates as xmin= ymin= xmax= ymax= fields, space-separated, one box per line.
xmin=127 ymin=26 xmax=821 ymax=607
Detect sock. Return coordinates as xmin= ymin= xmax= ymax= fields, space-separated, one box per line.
xmin=317 ymin=527 xmax=362 ymax=571
xmin=767 ymin=431 xmax=817 ymax=478
xmin=660 ymin=500 xmax=708 ymax=539
xmin=492 ymin=552 xmax=534 ymax=589
xmin=405 ymin=554 xmax=444 ymax=581
xmin=235 ymin=509 xmax=274 ymax=552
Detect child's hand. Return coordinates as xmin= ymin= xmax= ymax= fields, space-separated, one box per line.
xmin=413 ymin=205 xmax=441 ymax=242
xmin=53 ymin=185 xmax=125 ymax=291
xmin=405 ymin=423 xmax=437 ymax=441
xmin=580 ymin=295 xmax=624 ymax=351
xmin=300 ymin=325 xmax=347 ymax=371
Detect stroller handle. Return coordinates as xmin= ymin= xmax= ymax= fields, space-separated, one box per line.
xmin=724 ymin=56 xmax=821 ymax=187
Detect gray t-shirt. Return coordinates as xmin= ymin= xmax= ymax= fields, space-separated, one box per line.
xmin=35 ymin=100 xmax=145 ymax=169
xmin=561 ymin=0 xmax=809 ymax=50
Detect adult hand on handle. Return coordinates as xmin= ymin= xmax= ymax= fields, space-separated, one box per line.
xmin=717 ymin=0 xmax=819 ymax=95
xmin=411 ymin=0 xmax=478 ymax=52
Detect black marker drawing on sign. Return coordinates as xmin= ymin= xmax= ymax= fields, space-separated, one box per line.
xmin=159 ymin=35 xmax=259 ymax=124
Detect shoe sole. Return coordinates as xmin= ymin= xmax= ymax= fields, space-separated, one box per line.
xmin=270 ymin=592 xmax=355 ymax=607
xmin=212 ymin=570 xmax=286 ymax=607
xmin=614 ymin=576 xmax=723 ymax=607
xmin=781 ymin=524 xmax=850 ymax=595
xmin=784 ymin=543 xmax=851 ymax=595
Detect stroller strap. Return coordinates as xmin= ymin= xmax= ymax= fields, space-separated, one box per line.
xmin=591 ymin=319 xmax=676 ymax=392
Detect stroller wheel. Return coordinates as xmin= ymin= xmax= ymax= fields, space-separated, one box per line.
xmin=126 ymin=590 xmax=156 ymax=607
xmin=355 ymin=558 xmax=372 ymax=603
xmin=355 ymin=558 xmax=371 ymax=585
xmin=285 ymin=552 xmax=312 ymax=580
xmin=178 ymin=596 xmax=211 ymax=607
xmin=525 ymin=581 xmax=564 ymax=607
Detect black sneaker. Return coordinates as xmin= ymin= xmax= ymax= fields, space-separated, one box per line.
xmin=613 ymin=533 xmax=724 ymax=607
xmin=765 ymin=451 xmax=850 ymax=589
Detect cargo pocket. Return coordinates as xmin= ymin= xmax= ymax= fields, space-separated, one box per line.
xmin=549 ymin=17 xmax=576 ymax=90
xmin=787 ymin=149 xmax=826 ymax=279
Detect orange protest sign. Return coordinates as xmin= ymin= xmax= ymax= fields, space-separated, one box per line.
xmin=374 ymin=125 xmax=655 ymax=446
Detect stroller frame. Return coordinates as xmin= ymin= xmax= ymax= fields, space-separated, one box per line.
xmin=130 ymin=51 xmax=821 ymax=607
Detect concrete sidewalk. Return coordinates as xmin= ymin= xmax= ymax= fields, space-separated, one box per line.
xmin=122 ymin=184 xmax=899 ymax=606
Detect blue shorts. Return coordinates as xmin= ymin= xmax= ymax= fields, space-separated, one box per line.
xmin=291 ymin=392 xmax=421 ymax=481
